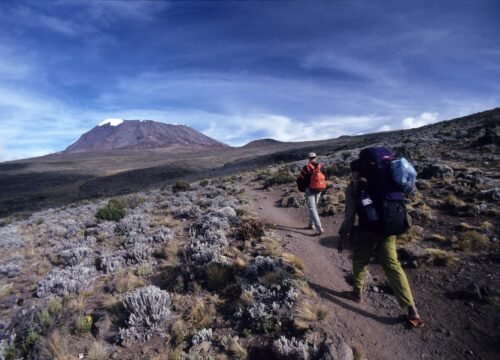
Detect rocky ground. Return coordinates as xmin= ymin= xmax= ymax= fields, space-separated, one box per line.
xmin=0 ymin=109 xmax=499 ymax=359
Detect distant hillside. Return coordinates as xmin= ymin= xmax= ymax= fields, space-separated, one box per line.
xmin=242 ymin=138 xmax=283 ymax=148
xmin=65 ymin=120 xmax=227 ymax=152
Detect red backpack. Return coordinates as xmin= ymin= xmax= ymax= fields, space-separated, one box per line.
xmin=307 ymin=163 xmax=327 ymax=191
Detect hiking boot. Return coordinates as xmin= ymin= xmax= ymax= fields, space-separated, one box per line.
xmin=308 ymin=224 xmax=315 ymax=230
xmin=316 ymin=227 xmax=324 ymax=235
xmin=407 ymin=305 xmax=424 ymax=328
xmin=345 ymin=290 xmax=363 ymax=303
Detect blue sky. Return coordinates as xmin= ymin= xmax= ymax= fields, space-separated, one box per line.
xmin=0 ymin=0 xmax=499 ymax=161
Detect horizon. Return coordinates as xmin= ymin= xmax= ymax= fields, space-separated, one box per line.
xmin=1 ymin=0 xmax=499 ymax=161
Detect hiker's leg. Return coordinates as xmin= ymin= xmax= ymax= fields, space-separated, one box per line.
xmin=352 ymin=233 xmax=377 ymax=294
xmin=376 ymin=235 xmax=415 ymax=307
xmin=305 ymin=188 xmax=322 ymax=230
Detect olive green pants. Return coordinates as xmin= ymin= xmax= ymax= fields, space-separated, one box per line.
xmin=352 ymin=232 xmax=415 ymax=308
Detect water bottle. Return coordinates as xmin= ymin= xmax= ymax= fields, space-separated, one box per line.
xmin=361 ymin=191 xmax=379 ymax=222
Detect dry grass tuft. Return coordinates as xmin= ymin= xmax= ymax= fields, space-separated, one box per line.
xmin=294 ymin=300 xmax=328 ymax=324
xmin=480 ymin=221 xmax=494 ymax=231
xmin=458 ymin=222 xmax=476 ymax=231
xmin=259 ymin=236 xmax=280 ymax=256
xmin=427 ymin=233 xmax=449 ymax=244
xmin=188 ymin=298 xmax=216 ymax=329
xmin=87 ymin=341 xmax=108 ymax=360
xmin=156 ymin=241 xmax=181 ymax=267
xmin=454 ymin=231 xmax=489 ymax=251
xmin=171 ymin=319 xmax=188 ymax=345
xmin=43 ymin=330 xmax=71 ymax=360
xmin=425 ymin=248 xmax=458 ymax=266
xmin=239 ymin=291 xmax=253 ymax=305
xmin=295 ymin=280 xmax=317 ymax=298
xmin=227 ymin=337 xmax=248 ymax=359
xmin=233 ymin=257 xmax=247 ymax=270
xmin=282 ymin=253 xmax=305 ymax=275
xmin=445 ymin=194 xmax=466 ymax=209
xmin=114 ymin=269 xmax=145 ymax=293
xmin=352 ymin=343 xmax=368 ymax=360
xmin=166 ymin=347 xmax=184 ymax=360
xmin=0 ymin=283 xmax=13 ymax=298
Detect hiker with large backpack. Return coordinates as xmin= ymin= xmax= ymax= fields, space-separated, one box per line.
xmin=297 ymin=152 xmax=327 ymax=235
xmin=338 ymin=147 xmax=424 ymax=328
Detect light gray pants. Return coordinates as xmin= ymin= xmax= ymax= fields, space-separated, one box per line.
xmin=305 ymin=187 xmax=322 ymax=230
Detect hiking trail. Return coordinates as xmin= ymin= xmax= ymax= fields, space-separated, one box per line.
xmin=244 ymin=183 xmax=437 ymax=360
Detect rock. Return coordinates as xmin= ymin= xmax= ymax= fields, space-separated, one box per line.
xmin=478 ymin=188 xmax=500 ymax=203
xmin=419 ymin=162 xmax=454 ymax=179
xmin=94 ymin=313 xmax=112 ymax=339
xmin=416 ymin=180 xmax=431 ymax=190
xmin=319 ymin=339 xmax=354 ymax=360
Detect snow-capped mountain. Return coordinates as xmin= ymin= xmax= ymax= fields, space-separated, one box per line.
xmin=65 ymin=120 xmax=227 ymax=152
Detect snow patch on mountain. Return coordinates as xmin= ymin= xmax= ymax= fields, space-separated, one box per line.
xmin=99 ymin=118 xmax=124 ymax=127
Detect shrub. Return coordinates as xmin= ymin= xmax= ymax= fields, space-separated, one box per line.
xmin=173 ymin=181 xmax=191 ymax=192
xmin=325 ymin=163 xmax=350 ymax=178
xmin=192 ymin=328 xmax=213 ymax=346
xmin=119 ymin=285 xmax=172 ymax=342
xmin=95 ymin=199 xmax=126 ymax=221
xmin=273 ymin=336 xmax=319 ymax=359
xmin=206 ymin=262 xmax=234 ymax=290
xmin=75 ymin=315 xmax=93 ymax=334
xmin=59 ymin=246 xmax=93 ymax=267
xmin=263 ymin=168 xmax=295 ymax=188
xmin=37 ymin=266 xmax=96 ymax=297
xmin=237 ymin=218 xmax=267 ymax=241
xmin=199 ymin=179 xmax=209 ymax=187
xmin=47 ymin=297 xmax=63 ymax=316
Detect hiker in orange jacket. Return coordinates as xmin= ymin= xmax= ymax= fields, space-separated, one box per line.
xmin=300 ymin=152 xmax=327 ymax=235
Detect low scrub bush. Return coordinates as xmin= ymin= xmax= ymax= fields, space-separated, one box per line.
xmin=119 ymin=285 xmax=172 ymax=342
xmin=75 ymin=315 xmax=93 ymax=334
xmin=95 ymin=199 xmax=126 ymax=221
xmin=263 ymin=168 xmax=295 ymax=188
xmin=206 ymin=262 xmax=234 ymax=290
xmin=325 ymin=162 xmax=350 ymax=178
xmin=173 ymin=180 xmax=191 ymax=192
xmin=237 ymin=218 xmax=267 ymax=241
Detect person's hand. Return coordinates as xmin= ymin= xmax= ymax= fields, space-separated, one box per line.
xmin=338 ymin=235 xmax=347 ymax=253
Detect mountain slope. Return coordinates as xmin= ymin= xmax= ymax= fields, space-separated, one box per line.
xmin=65 ymin=120 xmax=227 ymax=152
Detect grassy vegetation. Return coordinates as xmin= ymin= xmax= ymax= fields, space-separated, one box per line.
xmin=75 ymin=315 xmax=93 ymax=334
xmin=454 ymin=230 xmax=489 ymax=251
xmin=87 ymin=341 xmax=108 ymax=360
xmin=172 ymin=180 xmax=191 ymax=192
xmin=205 ymin=262 xmax=234 ymax=290
xmin=262 ymin=167 xmax=296 ymax=188
xmin=425 ymin=248 xmax=458 ymax=266
xmin=95 ymin=199 xmax=126 ymax=221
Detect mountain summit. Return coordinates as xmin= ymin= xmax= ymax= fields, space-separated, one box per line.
xmin=65 ymin=120 xmax=226 ymax=152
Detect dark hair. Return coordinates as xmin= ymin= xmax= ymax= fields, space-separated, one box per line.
xmin=350 ymin=159 xmax=361 ymax=172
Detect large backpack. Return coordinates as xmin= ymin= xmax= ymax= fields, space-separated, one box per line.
xmin=307 ymin=163 xmax=327 ymax=191
xmin=357 ymin=147 xmax=410 ymax=236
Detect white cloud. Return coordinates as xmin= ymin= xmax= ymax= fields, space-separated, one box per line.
xmin=378 ymin=124 xmax=392 ymax=132
xmin=402 ymin=112 xmax=439 ymax=129
xmin=203 ymin=113 xmax=383 ymax=146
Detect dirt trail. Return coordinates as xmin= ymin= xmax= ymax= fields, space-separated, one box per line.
xmin=244 ymin=184 xmax=429 ymax=360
